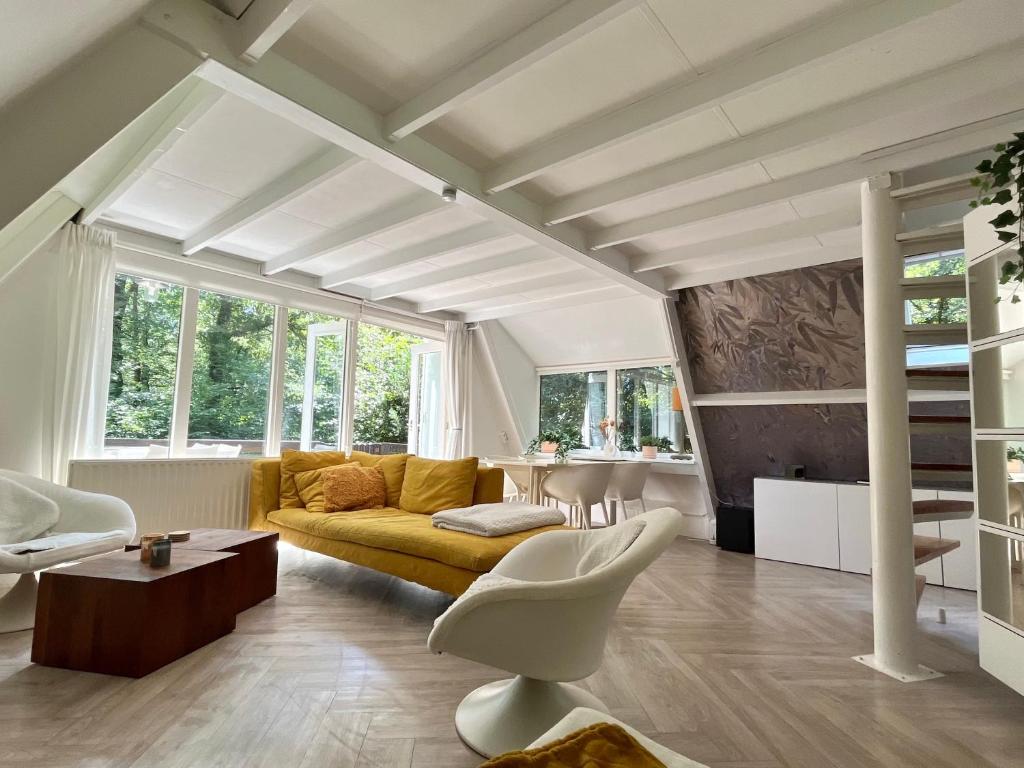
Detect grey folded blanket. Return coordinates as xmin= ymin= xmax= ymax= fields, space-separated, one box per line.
xmin=432 ymin=502 xmax=565 ymax=537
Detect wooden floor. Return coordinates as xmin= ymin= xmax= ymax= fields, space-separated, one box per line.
xmin=2 ymin=539 xmax=1023 ymax=767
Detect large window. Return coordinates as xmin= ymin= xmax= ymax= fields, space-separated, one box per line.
xmin=353 ymin=322 xmax=425 ymax=453
xmin=283 ymin=312 xmax=347 ymax=452
xmin=187 ymin=290 xmax=274 ymax=455
xmin=103 ymin=272 xmax=443 ymax=459
xmin=904 ymin=249 xmax=968 ymax=368
xmin=616 ymin=366 xmax=675 ymax=452
xmin=105 ymin=275 xmax=183 ymax=455
xmin=538 ymin=371 xmax=608 ymax=448
xmin=537 ymin=363 xmax=682 ymax=455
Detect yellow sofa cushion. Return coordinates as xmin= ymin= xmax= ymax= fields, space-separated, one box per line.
xmin=279 ymin=449 xmax=348 ymax=508
xmin=323 ymin=464 xmax=387 ymax=512
xmin=348 ymin=451 xmax=409 ymax=507
xmin=266 ymin=506 xmax=563 ymax=573
xmin=400 ymin=456 xmax=479 ymax=514
xmin=293 ymin=462 xmax=361 ymax=513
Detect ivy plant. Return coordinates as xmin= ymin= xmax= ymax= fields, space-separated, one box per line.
xmin=970 ymin=133 xmax=1024 ymax=303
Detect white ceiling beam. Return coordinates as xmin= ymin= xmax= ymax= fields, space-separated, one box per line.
xmin=383 ymin=0 xmax=644 ymax=140
xmin=483 ymin=0 xmax=959 ymax=193
xmin=544 ymin=42 xmax=1024 ymax=225
xmin=416 ymin=268 xmax=587 ymax=313
xmin=457 ymin=277 xmax=611 ymax=312
xmin=667 ymin=244 xmax=861 ymax=290
xmin=141 ymin=0 xmax=668 ymax=298
xmin=0 ymin=193 xmax=80 ymax=288
xmin=631 ymin=208 xmax=860 ymax=273
xmin=319 ymin=223 xmax=508 ymax=289
xmin=263 ymin=194 xmax=446 ymax=275
xmin=183 ymin=147 xmax=361 ymax=254
xmin=237 ymin=0 xmax=317 ymax=64
xmin=370 ymin=247 xmax=549 ymax=300
xmin=891 ymin=171 xmax=977 ymax=211
xmin=463 ymin=286 xmax=631 ymax=322
xmin=592 ymin=107 xmax=1024 ymax=249
xmin=80 ymin=79 xmax=222 ymax=224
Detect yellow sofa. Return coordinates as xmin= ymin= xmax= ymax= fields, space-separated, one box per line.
xmin=249 ymin=457 xmax=563 ymax=595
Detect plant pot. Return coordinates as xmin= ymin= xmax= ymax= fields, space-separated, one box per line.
xmin=1008 ymin=459 xmax=1023 ymax=475
xmin=540 ymin=441 xmax=557 ymax=454
xmin=641 ymin=446 xmax=657 ymax=459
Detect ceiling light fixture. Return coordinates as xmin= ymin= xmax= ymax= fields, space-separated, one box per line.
xmin=441 ymin=185 xmax=458 ymax=202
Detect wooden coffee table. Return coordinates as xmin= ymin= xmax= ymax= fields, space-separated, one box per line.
xmin=173 ymin=528 xmax=278 ymax=613
xmin=32 ymin=549 xmax=238 ymax=677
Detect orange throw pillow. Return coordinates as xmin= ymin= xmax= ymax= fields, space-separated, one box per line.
xmin=480 ymin=722 xmax=666 ymax=767
xmin=323 ymin=464 xmax=387 ymax=512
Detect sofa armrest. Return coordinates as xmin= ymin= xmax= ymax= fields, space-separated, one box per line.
xmin=473 ymin=466 xmax=504 ymax=505
xmin=249 ymin=459 xmax=281 ymax=530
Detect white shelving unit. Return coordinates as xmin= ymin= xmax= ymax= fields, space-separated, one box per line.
xmin=964 ymin=193 xmax=1024 ymax=696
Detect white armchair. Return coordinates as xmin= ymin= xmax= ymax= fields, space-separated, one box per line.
xmin=427 ymin=507 xmax=683 ymax=757
xmin=0 ymin=470 xmax=136 ymax=633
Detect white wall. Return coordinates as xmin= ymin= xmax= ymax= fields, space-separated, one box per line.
xmin=0 ymin=238 xmax=58 ymax=475
xmin=496 ymin=295 xmax=669 ymax=368
xmin=468 ymin=330 xmax=521 ymax=458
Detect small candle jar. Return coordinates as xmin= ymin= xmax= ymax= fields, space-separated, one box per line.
xmin=149 ymin=538 xmax=172 ymax=567
xmin=139 ymin=533 xmax=167 ymax=564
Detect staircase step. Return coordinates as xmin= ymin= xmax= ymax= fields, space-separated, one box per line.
xmin=900 ymin=274 xmax=967 ymax=299
xmin=913 ymin=534 xmax=961 ymax=566
xmin=908 ymin=414 xmax=971 ymax=434
xmin=911 ymin=462 xmax=973 ymax=482
xmin=904 ymin=323 xmax=968 ymax=346
xmin=897 ymin=222 xmax=965 ymax=256
xmin=905 ymin=368 xmax=970 ymax=391
xmin=912 ymin=498 xmax=975 ymax=523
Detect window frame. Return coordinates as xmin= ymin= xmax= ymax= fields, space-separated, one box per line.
xmin=103 ymin=265 xmax=443 ymax=460
xmin=535 ymin=358 xmax=676 ymax=453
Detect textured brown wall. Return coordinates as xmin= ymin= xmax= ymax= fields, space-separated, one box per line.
xmin=678 ymin=260 xmax=865 ymax=394
xmin=678 ymin=259 xmax=969 ymax=508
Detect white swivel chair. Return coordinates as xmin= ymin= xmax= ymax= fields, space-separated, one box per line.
xmin=427 ymin=507 xmax=683 ymax=757
xmin=540 ymin=463 xmax=613 ymax=528
xmin=604 ymin=462 xmax=651 ymax=524
xmin=0 ymin=470 xmax=136 ymax=633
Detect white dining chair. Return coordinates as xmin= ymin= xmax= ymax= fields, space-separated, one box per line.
xmin=540 ymin=463 xmax=613 ymax=529
xmin=604 ymin=462 xmax=651 ymax=524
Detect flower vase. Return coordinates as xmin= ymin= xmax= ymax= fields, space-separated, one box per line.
xmin=602 ymin=427 xmax=618 ymax=457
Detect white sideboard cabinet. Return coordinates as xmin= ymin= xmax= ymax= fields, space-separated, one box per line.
xmin=754 ymin=477 xmax=976 ymax=591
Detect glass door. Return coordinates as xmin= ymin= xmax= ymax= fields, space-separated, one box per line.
xmin=299 ymin=321 xmax=348 ymax=451
xmin=409 ymin=342 xmax=443 ymax=458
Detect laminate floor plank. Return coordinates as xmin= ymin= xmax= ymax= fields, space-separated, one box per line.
xmin=0 ymin=539 xmax=1022 ymax=767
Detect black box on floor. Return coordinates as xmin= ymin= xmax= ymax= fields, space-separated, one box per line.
xmin=717 ymin=505 xmax=754 ymax=553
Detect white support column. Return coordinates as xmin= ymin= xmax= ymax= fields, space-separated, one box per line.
xmin=169 ymin=286 xmax=199 ymax=457
xmin=264 ymin=304 xmax=289 ymax=456
xmin=854 ymin=175 xmax=940 ymax=682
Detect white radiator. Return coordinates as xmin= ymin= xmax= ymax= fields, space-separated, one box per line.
xmin=68 ymin=459 xmax=253 ymax=540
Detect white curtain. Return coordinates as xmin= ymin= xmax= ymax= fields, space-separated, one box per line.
xmin=46 ymin=223 xmax=116 ymax=483
xmin=442 ymin=320 xmax=470 ymax=459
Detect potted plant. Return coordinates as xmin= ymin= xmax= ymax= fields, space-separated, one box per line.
xmin=525 ymin=430 xmax=579 ymax=464
xmin=1008 ymin=446 xmax=1024 ymax=475
xmin=526 ymin=429 xmax=563 ymax=455
xmin=639 ymin=435 xmax=660 ymax=459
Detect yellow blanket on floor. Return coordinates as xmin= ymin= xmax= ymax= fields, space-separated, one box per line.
xmin=480 ymin=723 xmax=667 ymax=768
